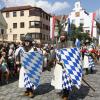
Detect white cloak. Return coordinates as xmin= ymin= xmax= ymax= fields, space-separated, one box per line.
xmin=51 ymin=63 xmax=63 ymax=90
xmin=15 ymin=47 xmax=34 ymax=88
xmin=83 ymin=55 xmax=89 ymax=69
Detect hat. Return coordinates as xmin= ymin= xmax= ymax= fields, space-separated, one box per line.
xmin=24 ymin=34 xmax=33 ymax=42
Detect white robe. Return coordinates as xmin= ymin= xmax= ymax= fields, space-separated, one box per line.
xmin=51 ymin=63 xmax=63 ymax=90
xmin=15 ymin=47 xmax=34 ymax=88
xmin=83 ymin=55 xmax=90 ymax=69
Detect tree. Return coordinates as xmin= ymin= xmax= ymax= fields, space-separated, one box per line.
xmin=69 ymin=24 xmax=92 ymax=43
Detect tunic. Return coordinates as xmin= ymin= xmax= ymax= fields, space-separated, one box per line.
xmin=15 ymin=46 xmax=35 ymax=88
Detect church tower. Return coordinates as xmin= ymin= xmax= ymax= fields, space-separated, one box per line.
xmin=74 ymin=0 xmax=82 ymax=12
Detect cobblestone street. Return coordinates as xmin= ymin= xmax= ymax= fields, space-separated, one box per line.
xmin=0 ymin=62 xmax=100 ymax=100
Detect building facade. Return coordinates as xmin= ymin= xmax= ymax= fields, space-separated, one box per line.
xmin=0 ymin=11 xmax=7 ymax=42
xmin=65 ymin=1 xmax=100 ymax=44
xmin=1 ymin=6 xmax=50 ymax=43
xmin=95 ymin=8 xmax=100 ymax=45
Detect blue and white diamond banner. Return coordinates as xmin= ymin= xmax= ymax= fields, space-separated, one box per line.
xmin=22 ymin=51 xmax=43 ymax=88
xmin=59 ymin=47 xmax=82 ymax=89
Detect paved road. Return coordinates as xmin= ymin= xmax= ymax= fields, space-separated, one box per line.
xmin=0 ymin=62 xmax=100 ymax=100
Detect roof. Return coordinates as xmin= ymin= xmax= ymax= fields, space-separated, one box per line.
xmin=1 ymin=5 xmax=51 ymax=17
xmin=55 ymin=15 xmax=68 ymax=21
xmin=1 ymin=5 xmax=33 ymax=12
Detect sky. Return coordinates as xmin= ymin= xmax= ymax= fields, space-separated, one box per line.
xmin=0 ymin=0 xmax=100 ymax=15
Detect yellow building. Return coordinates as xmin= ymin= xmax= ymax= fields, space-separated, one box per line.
xmin=1 ymin=5 xmax=50 ymax=43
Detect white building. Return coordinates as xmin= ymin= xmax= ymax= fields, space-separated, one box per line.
xmin=65 ymin=0 xmax=100 ymax=44
xmin=1 ymin=6 xmax=50 ymax=43
xmin=0 ymin=11 xmax=7 ymax=42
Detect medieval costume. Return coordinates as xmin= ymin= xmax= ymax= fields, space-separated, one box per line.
xmin=83 ymin=46 xmax=95 ymax=74
xmin=15 ymin=35 xmax=43 ymax=98
xmin=8 ymin=44 xmax=15 ymax=75
xmin=51 ymin=47 xmax=83 ymax=100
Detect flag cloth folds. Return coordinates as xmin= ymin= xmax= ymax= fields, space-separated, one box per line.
xmin=21 ymin=51 xmax=43 ymax=88
xmin=59 ymin=48 xmax=82 ymax=90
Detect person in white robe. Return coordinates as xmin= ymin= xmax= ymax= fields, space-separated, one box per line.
xmin=15 ymin=35 xmax=35 ymax=98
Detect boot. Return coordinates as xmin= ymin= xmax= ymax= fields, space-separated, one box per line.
xmin=28 ymin=91 xmax=34 ymax=98
xmin=62 ymin=89 xmax=69 ymax=100
xmin=23 ymin=91 xmax=29 ymax=96
xmin=62 ymin=96 xmax=68 ymax=100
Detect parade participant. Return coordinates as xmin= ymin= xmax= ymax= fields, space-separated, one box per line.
xmin=42 ymin=46 xmax=48 ymax=71
xmin=8 ymin=44 xmax=15 ymax=76
xmin=88 ymin=46 xmax=96 ymax=73
xmin=80 ymin=45 xmax=87 ymax=60
xmin=96 ymin=47 xmax=100 ymax=61
xmin=0 ymin=47 xmax=9 ymax=84
xmin=83 ymin=43 xmax=95 ymax=74
xmin=15 ymin=34 xmax=43 ymax=98
xmin=51 ymin=33 xmax=82 ymax=100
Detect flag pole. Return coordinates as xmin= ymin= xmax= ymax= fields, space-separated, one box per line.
xmin=82 ymin=77 xmax=95 ymax=92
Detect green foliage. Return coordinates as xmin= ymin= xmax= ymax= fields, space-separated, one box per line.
xmin=56 ymin=20 xmax=63 ymax=37
xmin=69 ymin=24 xmax=92 ymax=42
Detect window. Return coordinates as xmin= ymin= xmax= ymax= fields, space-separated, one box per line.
xmin=46 ymin=25 xmax=48 ymax=30
xmin=40 ymin=33 xmax=42 ymax=39
xmin=13 ymin=11 xmax=17 ymax=17
xmin=29 ymin=8 xmax=41 ymax=16
xmin=30 ymin=21 xmax=35 ymax=27
xmin=43 ymin=13 xmax=45 ymax=18
xmin=13 ymin=23 xmax=17 ymax=28
xmin=20 ymin=34 xmax=25 ymax=40
xmin=29 ymin=21 xmax=41 ymax=28
xmin=20 ymin=22 xmax=24 ymax=28
xmin=6 ymin=12 xmax=9 ymax=18
xmin=3 ymin=34 xmax=8 ymax=40
xmin=35 ymin=34 xmax=40 ymax=39
xmin=42 ymin=34 xmax=45 ymax=40
xmin=48 ymin=36 xmax=50 ymax=40
xmin=13 ymin=34 xmax=17 ymax=41
xmin=20 ymin=11 xmax=24 ymax=16
xmin=80 ymin=19 xmax=84 ymax=25
xmin=32 ymin=34 xmax=35 ymax=39
xmin=46 ymin=15 xmax=48 ymax=20
xmin=10 ymin=28 xmax=12 ymax=33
